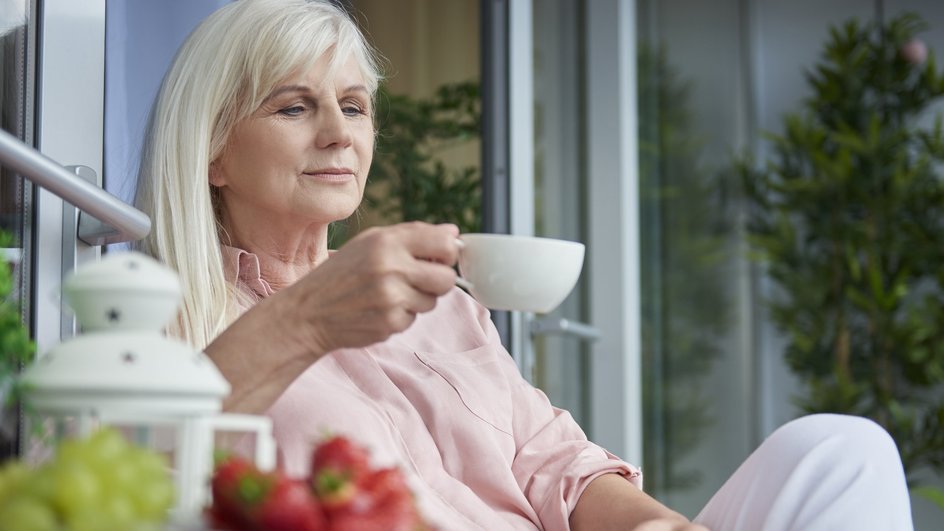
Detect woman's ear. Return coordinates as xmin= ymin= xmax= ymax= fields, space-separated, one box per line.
xmin=208 ymin=161 xmax=226 ymax=187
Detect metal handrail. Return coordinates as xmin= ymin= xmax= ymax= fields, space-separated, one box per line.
xmin=0 ymin=128 xmax=150 ymax=243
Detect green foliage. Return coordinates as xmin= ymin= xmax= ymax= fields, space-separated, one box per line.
xmin=333 ymin=81 xmax=481 ymax=243
xmin=742 ymin=13 xmax=944 ymax=482
xmin=0 ymin=230 xmax=34 ymax=408
xmin=638 ymin=44 xmax=731 ymax=492
xmin=915 ymin=485 xmax=944 ymax=510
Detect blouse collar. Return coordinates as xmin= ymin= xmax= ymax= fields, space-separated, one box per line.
xmin=221 ymin=245 xmax=275 ymax=299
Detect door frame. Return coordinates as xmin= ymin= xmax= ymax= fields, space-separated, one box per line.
xmin=484 ymin=0 xmax=642 ymax=461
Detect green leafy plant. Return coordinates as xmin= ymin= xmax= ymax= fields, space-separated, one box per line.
xmin=331 ymin=81 xmax=481 ymax=243
xmin=0 ymin=229 xmax=35 ymax=454
xmin=638 ymin=44 xmax=731 ymax=492
xmin=741 ymin=13 xmax=944 ymax=488
xmin=0 ymin=230 xmax=32 ymax=391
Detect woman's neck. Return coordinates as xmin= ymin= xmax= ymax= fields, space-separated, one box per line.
xmin=221 ymin=219 xmax=331 ymax=291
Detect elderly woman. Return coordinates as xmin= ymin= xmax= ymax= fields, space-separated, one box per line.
xmin=134 ymin=1 xmax=913 ymax=530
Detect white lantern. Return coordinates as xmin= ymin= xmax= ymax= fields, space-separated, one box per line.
xmin=20 ymin=251 xmax=276 ymax=518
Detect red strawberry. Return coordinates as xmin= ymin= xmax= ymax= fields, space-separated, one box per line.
xmin=209 ymin=456 xmax=329 ymax=531
xmin=311 ymin=436 xmax=371 ymax=511
xmin=326 ymin=468 xmax=425 ymax=531
xmin=210 ymin=455 xmax=267 ymax=529
xmin=362 ymin=468 xmax=410 ymax=502
xmin=327 ymin=490 xmax=421 ymax=531
xmin=257 ymin=477 xmax=328 ymax=531
xmin=312 ymin=436 xmax=371 ymax=482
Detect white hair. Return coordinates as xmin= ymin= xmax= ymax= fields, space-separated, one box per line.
xmin=134 ymin=0 xmax=382 ymax=349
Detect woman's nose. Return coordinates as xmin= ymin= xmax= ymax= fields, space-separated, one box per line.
xmin=314 ymin=107 xmax=354 ymax=149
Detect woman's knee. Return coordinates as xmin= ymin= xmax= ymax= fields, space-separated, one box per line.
xmin=769 ymin=414 xmax=902 ymax=468
xmin=774 ymin=413 xmax=890 ymax=441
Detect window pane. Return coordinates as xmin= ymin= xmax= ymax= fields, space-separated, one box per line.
xmin=531 ymin=0 xmax=590 ymax=428
xmin=637 ymin=0 xmax=753 ymax=516
xmin=0 ymin=0 xmax=33 ymax=459
xmin=345 ymin=0 xmax=482 ymax=241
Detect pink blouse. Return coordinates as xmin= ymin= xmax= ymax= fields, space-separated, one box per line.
xmin=222 ymin=246 xmax=642 ymax=530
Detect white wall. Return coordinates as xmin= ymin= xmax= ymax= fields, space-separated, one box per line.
xmin=104 ymin=0 xmax=229 ymax=206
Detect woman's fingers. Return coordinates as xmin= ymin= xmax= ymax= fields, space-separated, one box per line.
xmin=407 ymin=257 xmax=458 ymax=296
xmin=394 ymin=221 xmax=461 ymax=265
xmin=399 ymin=285 xmax=439 ymax=315
xmin=293 ymin=222 xmax=464 ymax=353
xmin=350 ymin=222 xmax=459 ymax=297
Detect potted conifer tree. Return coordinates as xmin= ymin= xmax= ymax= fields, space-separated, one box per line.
xmin=742 ymin=12 xmax=944 ymax=501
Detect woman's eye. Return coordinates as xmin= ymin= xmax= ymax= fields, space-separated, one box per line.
xmin=342 ymin=103 xmax=367 ymax=117
xmin=278 ymin=105 xmax=306 ymax=116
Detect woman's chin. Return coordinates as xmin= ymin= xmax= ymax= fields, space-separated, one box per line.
xmin=298 ymin=195 xmax=362 ymax=224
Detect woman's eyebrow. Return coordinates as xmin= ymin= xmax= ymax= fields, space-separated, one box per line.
xmin=264 ymin=84 xmax=309 ymax=102
xmin=265 ymin=83 xmax=368 ymax=102
xmin=341 ymin=84 xmax=369 ymax=97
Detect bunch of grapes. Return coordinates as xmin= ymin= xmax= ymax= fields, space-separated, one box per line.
xmin=0 ymin=428 xmax=175 ymax=531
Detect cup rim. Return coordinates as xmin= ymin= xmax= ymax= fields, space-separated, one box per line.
xmin=458 ymin=233 xmax=585 ymax=249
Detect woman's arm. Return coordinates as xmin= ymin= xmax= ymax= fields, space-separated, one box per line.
xmin=570 ymin=474 xmax=709 ymax=531
xmin=204 ymin=290 xmax=321 ymax=415
xmin=205 ymin=222 xmax=461 ymax=415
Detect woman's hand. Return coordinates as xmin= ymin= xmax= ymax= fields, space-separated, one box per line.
xmin=279 ymin=221 xmax=461 ymax=355
xmin=207 ymin=221 xmax=461 ymax=415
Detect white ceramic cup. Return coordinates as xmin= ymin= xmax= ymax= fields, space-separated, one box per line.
xmin=455 ymin=233 xmax=585 ymax=313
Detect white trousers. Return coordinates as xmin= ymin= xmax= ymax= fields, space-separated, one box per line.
xmin=693 ymin=414 xmax=914 ymax=531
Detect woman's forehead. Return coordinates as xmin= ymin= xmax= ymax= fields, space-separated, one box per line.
xmin=273 ymin=54 xmax=367 ymax=93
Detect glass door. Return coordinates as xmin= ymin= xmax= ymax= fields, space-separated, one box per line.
xmin=0 ymin=0 xmax=34 ymax=459
xmin=530 ymin=0 xmax=591 ymax=425
xmin=522 ymin=0 xmax=644 ymax=464
xmin=33 ymin=0 xmax=107 ymax=356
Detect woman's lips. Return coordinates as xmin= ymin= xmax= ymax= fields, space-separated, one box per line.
xmin=303 ymin=168 xmax=355 ymax=182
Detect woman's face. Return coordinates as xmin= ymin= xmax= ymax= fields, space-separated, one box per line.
xmin=210 ymin=54 xmax=374 ymax=231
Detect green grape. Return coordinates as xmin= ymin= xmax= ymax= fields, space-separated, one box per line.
xmin=0 ymin=495 xmax=58 ymax=531
xmin=125 ymin=447 xmax=175 ymax=522
xmin=99 ymin=456 xmax=137 ymax=494
xmin=67 ymin=508 xmax=117 ymax=531
xmin=55 ymin=439 xmax=86 ymax=467
xmin=0 ymin=462 xmax=31 ymax=502
xmin=0 ymin=429 xmax=179 ymax=529
xmin=52 ymin=460 xmax=102 ymax=521
xmin=84 ymin=428 xmax=129 ymax=468
xmin=99 ymin=492 xmax=136 ymax=527
xmin=127 ymin=522 xmax=164 ymax=531
xmin=127 ymin=448 xmax=168 ymax=482
xmin=20 ymin=465 xmax=56 ymax=504
xmin=128 ymin=479 xmax=174 ymax=521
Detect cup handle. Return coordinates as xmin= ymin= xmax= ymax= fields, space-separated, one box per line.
xmin=455 ymin=276 xmax=474 ymax=291
xmin=453 ymin=238 xmax=473 ymax=291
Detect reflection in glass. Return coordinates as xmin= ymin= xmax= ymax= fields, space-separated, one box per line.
xmin=638 ymin=40 xmax=730 ymax=493
xmin=0 ymin=0 xmax=32 ymax=460
xmin=1 ymin=0 xmax=28 ymax=232
xmin=532 ymin=0 xmax=590 ymax=428
xmin=637 ymin=0 xmax=752 ymax=517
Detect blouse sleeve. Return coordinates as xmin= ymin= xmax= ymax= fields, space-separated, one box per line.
xmin=473 ymin=304 xmax=643 ymax=531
